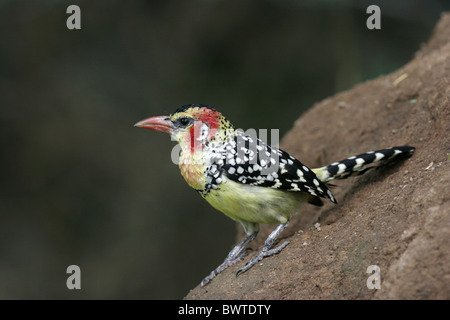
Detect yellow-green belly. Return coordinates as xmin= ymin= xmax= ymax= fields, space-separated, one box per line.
xmin=203 ymin=177 xmax=307 ymax=225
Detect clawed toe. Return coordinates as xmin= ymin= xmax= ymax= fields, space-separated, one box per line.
xmin=236 ymin=240 xmax=290 ymax=277
xmin=200 ymin=222 xmax=290 ymax=286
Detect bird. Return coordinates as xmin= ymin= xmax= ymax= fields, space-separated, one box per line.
xmin=135 ymin=103 xmax=415 ymax=286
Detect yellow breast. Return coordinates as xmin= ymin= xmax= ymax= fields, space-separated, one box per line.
xmin=178 ymin=150 xmax=207 ymax=190
xmin=203 ymin=177 xmax=306 ymax=225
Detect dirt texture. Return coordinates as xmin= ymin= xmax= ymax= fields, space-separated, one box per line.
xmin=186 ymin=13 xmax=450 ymax=300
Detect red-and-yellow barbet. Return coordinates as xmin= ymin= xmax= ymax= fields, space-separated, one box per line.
xmin=135 ymin=104 xmax=415 ymax=286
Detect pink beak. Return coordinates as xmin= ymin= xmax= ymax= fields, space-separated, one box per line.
xmin=134 ymin=116 xmax=174 ymax=134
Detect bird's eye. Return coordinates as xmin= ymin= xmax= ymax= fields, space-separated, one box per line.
xmin=178 ymin=117 xmax=192 ymax=128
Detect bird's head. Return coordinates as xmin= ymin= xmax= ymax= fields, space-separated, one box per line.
xmin=135 ymin=104 xmax=234 ymax=153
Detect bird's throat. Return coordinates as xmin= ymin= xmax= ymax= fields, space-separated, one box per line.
xmin=178 ymin=151 xmax=207 ymax=190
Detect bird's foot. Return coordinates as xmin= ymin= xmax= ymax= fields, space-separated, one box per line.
xmin=200 ymin=250 xmax=247 ymax=287
xmin=236 ymin=240 xmax=290 ymax=276
xmin=236 ymin=221 xmax=290 ymax=277
xmin=200 ymin=232 xmax=257 ymax=287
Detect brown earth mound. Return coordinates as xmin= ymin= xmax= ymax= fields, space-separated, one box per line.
xmin=186 ymin=13 xmax=450 ymax=299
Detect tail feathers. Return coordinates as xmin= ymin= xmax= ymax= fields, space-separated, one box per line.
xmin=313 ymin=146 xmax=415 ymax=182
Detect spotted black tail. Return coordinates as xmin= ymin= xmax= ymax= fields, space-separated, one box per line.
xmin=313 ymin=146 xmax=415 ymax=182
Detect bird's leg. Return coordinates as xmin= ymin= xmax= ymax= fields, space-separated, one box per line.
xmin=236 ymin=221 xmax=290 ymax=276
xmin=201 ymin=232 xmax=257 ymax=287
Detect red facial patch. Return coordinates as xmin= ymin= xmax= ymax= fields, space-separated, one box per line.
xmin=196 ymin=108 xmax=221 ymax=131
xmin=188 ymin=121 xmax=204 ymax=154
xmin=187 ymin=108 xmax=221 ymax=153
xmin=180 ymin=107 xmax=222 ymax=154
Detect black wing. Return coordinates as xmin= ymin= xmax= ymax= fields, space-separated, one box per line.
xmin=219 ymin=132 xmax=336 ymax=204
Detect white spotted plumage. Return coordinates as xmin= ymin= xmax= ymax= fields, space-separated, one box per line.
xmin=200 ymin=130 xmax=336 ymax=204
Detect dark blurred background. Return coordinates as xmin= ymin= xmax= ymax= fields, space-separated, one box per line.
xmin=0 ymin=0 xmax=448 ymax=299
